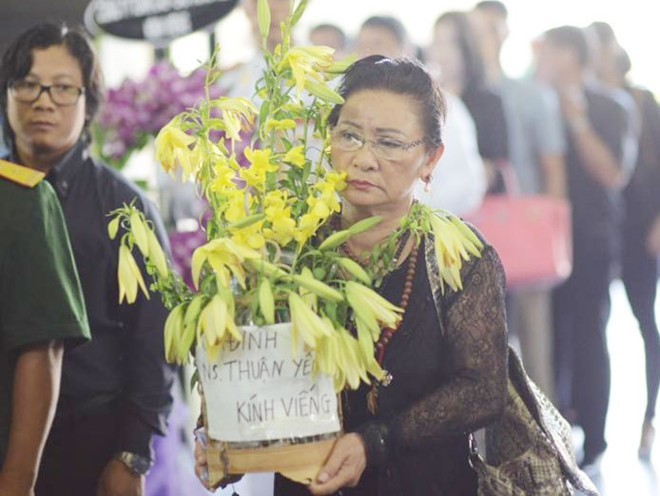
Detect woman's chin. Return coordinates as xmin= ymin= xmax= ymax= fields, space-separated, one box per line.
xmin=341 ymin=188 xmax=381 ymax=206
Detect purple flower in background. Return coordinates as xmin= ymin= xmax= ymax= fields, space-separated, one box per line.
xmin=95 ymin=61 xmax=224 ymax=169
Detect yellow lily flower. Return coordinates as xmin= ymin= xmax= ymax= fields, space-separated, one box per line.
xmin=258 ymin=278 xmax=275 ymax=325
xmin=178 ymin=141 xmax=205 ymax=181
xmin=240 ymin=148 xmax=278 ymax=191
xmin=163 ymin=304 xmax=185 ymax=364
xmin=211 ymin=165 xmax=238 ymax=193
xmin=129 ymin=211 xmax=150 ymax=257
xmin=288 ymin=292 xmax=331 ymax=351
xmin=231 ymin=221 xmax=266 ymax=251
xmin=191 ymin=238 xmax=261 ymax=289
xmin=294 ymin=212 xmax=322 ymax=245
xmin=277 ymin=46 xmax=335 ymax=95
xmin=304 ymin=79 xmax=344 ymax=105
xmin=283 ymin=145 xmax=306 ymax=168
xmin=211 ymin=97 xmax=258 ymax=141
xmin=265 ymin=118 xmax=297 ymax=133
xmin=264 ymin=209 xmax=297 ymax=246
xmin=345 ymin=281 xmax=402 ymax=331
xmin=154 ymin=120 xmax=196 ymax=174
xmin=107 ymin=217 xmax=120 ymax=240
xmin=146 ymin=228 xmax=168 ymax=278
xmin=223 ymin=189 xmax=249 ymax=224
xmin=118 ymin=244 xmax=150 ymax=304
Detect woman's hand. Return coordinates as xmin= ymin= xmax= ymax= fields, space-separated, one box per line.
xmin=308 ymin=433 xmax=367 ymax=495
xmin=194 ymin=434 xmax=214 ymax=492
xmin=193 ymin=428 xmax=242 ymax=491
xmin=96 ymin=460 xmax=144 ymax=496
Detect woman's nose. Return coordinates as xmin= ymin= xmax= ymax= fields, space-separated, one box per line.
xmin=351 ymin=142 xmax=379 ymax=170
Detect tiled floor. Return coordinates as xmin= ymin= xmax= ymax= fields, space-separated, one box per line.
xmin=579 ymin=280 xmax=659 ymax=496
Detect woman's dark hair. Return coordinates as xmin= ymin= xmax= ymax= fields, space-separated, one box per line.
xmin=544 ymin=26 xmax=591 ymax=68
xmin=328 ymin=56 xmax=446 ymax=149
xmin=434 ymin=11 xmax=486 ymax=94
xmin=0 ymin=22 xmax=104 ymax=148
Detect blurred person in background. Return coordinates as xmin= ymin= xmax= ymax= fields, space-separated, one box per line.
xmin=428 ymin=11 xmax=509 ymax=193
xmin=585 ymin=22 xmax=639 ymax=174
xmin=588 ymin=22 xmax=660 ymax=460
xmin=536 ymin=25 xmax=632 ymax=471
xmin=355 ymin=16 xmax=415 ymax=60
xmin=221 ymin=0 xmax=293 ymax=99
xmin=309 ymin=23 xmax=349 ymax=59
xmin=355 ymin=15 xmax=486 ymax=215
xmin=471 ymin=0 xmax=567 ymax=398
xmin=0 ymin=166 xmax=90 ymax=496
xmin=0 ymin=23 xmax=175 ymax=495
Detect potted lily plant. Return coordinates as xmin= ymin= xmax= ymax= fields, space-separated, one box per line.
xmin=108 ymin=0 xmax=483 ymax=486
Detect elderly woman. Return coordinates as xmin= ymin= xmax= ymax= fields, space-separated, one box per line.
xmin=197 ymin=56 xmax=508 ymax=496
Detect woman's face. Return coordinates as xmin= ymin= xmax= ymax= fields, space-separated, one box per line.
xmin=7 ymin=44 xmax=86 ymax=161
xmin=331 ymin=89 xmax=443 ymax=213
xmin=427 ymin=21 xmax=464 ymax=84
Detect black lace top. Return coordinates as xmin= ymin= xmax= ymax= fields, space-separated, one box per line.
xmin=275 ymin=237 xmax=509 ymax=496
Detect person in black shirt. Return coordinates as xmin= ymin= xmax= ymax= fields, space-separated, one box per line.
xmin=0 ymin=23 xmax=175 ymax=495
xmin=427 ymin=11 xmax=509 ymax=192
xmin=589 ymin=22 xmax=660 ymax=460
xmin=536 ymin=25 xmax=632 ymax=471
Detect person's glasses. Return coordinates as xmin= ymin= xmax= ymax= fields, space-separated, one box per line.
xmin=9 ymin=80 xmax=85 ymax=106
xmin=331 ymin=127 xmax=427 ymax=161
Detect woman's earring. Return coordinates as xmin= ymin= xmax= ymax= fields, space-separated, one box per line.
xmin=424 ymin=174 xmax=433 ymax=193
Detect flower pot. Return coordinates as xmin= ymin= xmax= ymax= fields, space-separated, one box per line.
xmin=196 ymin=322 xmax=341 ymax=485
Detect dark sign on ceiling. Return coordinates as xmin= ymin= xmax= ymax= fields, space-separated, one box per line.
xmin=85 ymin=0 xmax=239 ymax=45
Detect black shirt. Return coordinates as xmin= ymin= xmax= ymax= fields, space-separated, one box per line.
xmin=623 ymin=87 xmax=660 ymax=227
xmin=274 ymin=240 xmax=508 ymax=496
xmin=8 ymin=142 xmax=175 ymax=459
xmin=564 ymin=88 xmax=628 ymax=248
xmin=461 ymin=86 xmax=509 ymax=164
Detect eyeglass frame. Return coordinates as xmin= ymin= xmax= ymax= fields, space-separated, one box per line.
xmin=9 ymin=80 xmax=85 ymax=107
xmin=330 ymin=127 xmax=428 ymax=161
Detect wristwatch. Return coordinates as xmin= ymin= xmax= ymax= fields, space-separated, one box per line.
xmin=113 ymin=451 xmax=152 ymax=476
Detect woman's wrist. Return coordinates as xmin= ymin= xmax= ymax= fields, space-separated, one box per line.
xmin=353 ymin=421 xmax=391 ymax=468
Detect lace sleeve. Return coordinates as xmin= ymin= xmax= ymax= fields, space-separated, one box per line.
xmin=357 ymin=246 xmax=509 ymax=466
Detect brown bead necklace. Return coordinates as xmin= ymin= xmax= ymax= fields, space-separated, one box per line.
xmin=366 ymin=242 xmax=419 ymax=414
xmin=341 ymin=233 xmax=420 ymax=415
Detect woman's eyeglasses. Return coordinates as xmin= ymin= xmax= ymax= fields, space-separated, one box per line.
xmin=331 ymin=128 xmax=427 ymax=161
xmin=9 ymin=80 xmax=85 ymax=106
